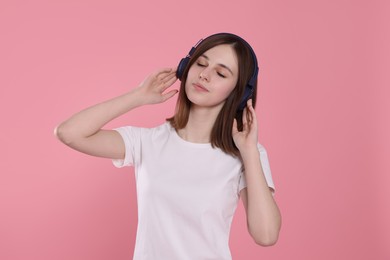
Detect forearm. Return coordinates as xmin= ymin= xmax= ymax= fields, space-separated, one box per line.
xmin=241 ymin=146 xmax=281 ymax=245
xmin=55 ymin=88 xmax=145 ymax=141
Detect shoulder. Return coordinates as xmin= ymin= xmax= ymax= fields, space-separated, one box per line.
xmin=149 ymin=121 xmax=173 ymax=138
xmin=116 ymin=121 xmax=173 ymax=140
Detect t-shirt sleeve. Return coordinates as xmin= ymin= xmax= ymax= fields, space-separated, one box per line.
xmin=238 ymin=143 xmax=275 ymax=195
xmin=111 ymin=126 xmax=142 ymax=168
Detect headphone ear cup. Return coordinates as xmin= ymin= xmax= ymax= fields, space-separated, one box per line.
xmin=176 ymin=57 xmax=190 ymax=80
xmin=238 ymin=85 xmax=253 ymax=110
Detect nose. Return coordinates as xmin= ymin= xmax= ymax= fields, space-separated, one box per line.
xmin=199 ymin=68 xmax=210 ymax=81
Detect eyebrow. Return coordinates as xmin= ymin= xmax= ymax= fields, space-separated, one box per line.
xmin=200 ymin=54 xmax=234 ymax=76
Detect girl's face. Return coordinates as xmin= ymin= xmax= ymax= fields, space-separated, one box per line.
xmin=185 ymin=44 xmax=239 ymax=110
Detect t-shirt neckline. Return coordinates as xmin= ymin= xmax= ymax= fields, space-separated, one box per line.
xmin=167 ymin=122 xmax=212 ymax=148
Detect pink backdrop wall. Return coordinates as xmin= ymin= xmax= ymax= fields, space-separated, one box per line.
xmin=1 ymin=0 xmax=389 ymax=259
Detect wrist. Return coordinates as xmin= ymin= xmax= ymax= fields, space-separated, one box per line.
xmin=239 ymin=144 xmax=259 ymax=158
xmin=128 ymin=87 xmax=150 ymax=107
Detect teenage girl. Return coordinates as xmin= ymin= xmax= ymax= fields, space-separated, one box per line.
xmin=55 ymin=33 xmax=281 ymax=259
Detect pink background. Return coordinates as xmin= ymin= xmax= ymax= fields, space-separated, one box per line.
xmin=1 ymin=0 xmax=389 ymax=259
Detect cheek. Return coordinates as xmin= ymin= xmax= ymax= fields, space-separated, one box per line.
xmin=187 ymin=65 xmax=198 ymax=79
xmin=218 ymin=82 xmax=237 ymax=99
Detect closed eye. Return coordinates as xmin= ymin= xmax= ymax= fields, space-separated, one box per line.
xmin=217 ymin=72 xmax=226 ymax=78
xmin=196 ymin=62 xmax=206 ymax=67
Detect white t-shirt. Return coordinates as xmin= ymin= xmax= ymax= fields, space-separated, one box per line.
xmin=112 ymin=122 xmax=275 ymax=260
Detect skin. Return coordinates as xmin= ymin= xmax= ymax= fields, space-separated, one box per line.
xmin=54 ymin=44 xmax=281 ymax=246
xmin=233 ymin=99 xmax=281 ymax=246
xmin=178 ymin=44 xmax=239 ymax=143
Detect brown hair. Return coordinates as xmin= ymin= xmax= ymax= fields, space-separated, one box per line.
xmin=167 ymin=33 xmax=258 ymax=157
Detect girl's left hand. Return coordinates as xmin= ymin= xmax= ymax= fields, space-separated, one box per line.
xmin=232 ymin=99 xmax=258 ymax=151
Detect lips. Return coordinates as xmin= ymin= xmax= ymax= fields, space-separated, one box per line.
xmin=192 ymin=82 xmax=209 ymax=92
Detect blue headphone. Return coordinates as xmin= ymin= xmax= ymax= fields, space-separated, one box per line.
xmin=176 ymin=33 xmax=259 ymax=110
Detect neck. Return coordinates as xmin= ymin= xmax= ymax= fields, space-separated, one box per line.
xmin=178 ymin=105 xmax=222 ymax=143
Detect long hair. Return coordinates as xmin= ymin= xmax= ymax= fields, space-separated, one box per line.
xmin=167 ymin=33 xmax=258 ymax=157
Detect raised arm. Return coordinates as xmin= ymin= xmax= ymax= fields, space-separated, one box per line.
xmin=54 ymin=68 xmax=178 ymax=159
xmin=232 ymin=99 xmax=281 ymax=246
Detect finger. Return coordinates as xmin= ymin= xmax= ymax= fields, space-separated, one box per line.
xmin=246 ymin=102 xmax=252 ymax=124
xmin=242 ymin=107 xmax=248 ymax=132
xmin=158 ymin=71 xmax=177 ymax=90
xmin=153 ymin=67 xmax=172 ymax=77
xmin=155 ymin=68 xmax=174 ymax=81
xmin=247 ymin=99 xmax=253 ymax=111
xmin=157 ymin=67 xmax=176 ymax=80
xmin=161 ymin=89 xmax=179 ymax=102
xmin=162 ymin=70 xmax=177 ymax=84
xmin=232 ymin=118 xmax=238 ymax=134
xmin=247 ymin=99 xmax=257 ymax=124
xmin=161 ymin=74 xmax=178 ymax=91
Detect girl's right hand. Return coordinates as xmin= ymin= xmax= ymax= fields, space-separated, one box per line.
xmin=55 ymin=67 xmax=178 ymax=160
xmin=136 ymin=67 xmax=179 ymax=105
